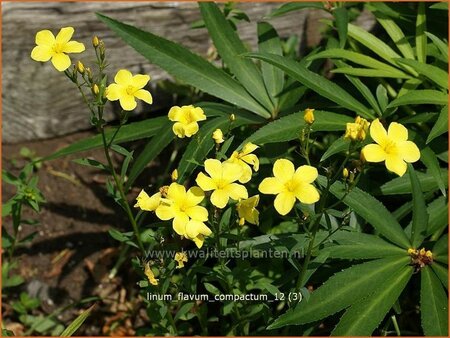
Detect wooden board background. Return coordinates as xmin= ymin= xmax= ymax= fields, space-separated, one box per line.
xmin=2 ymin=2 xmax=373 ymax=143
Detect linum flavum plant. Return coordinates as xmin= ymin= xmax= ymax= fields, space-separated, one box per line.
xmin=11 ymin=1 xmax=447 ymax=336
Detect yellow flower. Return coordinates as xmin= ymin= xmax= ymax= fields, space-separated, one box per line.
xmin=361 ymin=119 xmax=420 ymax=176
xmin=134 ymin=190 xmax=161 ymax=211
xmin=226 ymin=143 xmax=259 ymax=183
xmin=212 ymin=129 xmax=225 ymax=144
xmin=237 ymin=195 xmax=260 ymax=225
xmin=156 ymin=183 xmax=211 ymax=248
xmin=344 ymin=116 xmax=370 ymax=141
xmin=196 ymin=159 xmax=248 ymax=209
xmin=106 ymin=69 xmax=153 ymax=111
xmin=168 ymin=105 xmax=206 ymax=138
xmin=304 ymin=108 xmax=315 ymax=125
xmin=144 ymin=262 xmax=158 ymax=286
xmin=174 ymin=252 xmax=188 ymax=269
xmin=259 ymin=159 xmax=320 ymax=216
xmin=31 ymin=27 xmax=85 ymax=72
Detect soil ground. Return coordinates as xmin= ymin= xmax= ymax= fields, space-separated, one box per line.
xmin=2 ymin=130 xmax=152 ymax=336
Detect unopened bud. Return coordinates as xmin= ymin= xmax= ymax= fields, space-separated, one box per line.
xmin=77 ymin=61 xmax=85 ymax=74
xmin=229 ymin=114 xmax=236 ymax=122
xmin=171 ymin=169 xmax=178 ymax=182
xmin=212 ymin=129 xmax=224 ymax=144
xmin=92 ymin=84 xmax=99 ymax=95
xmin=304 ymin=108 xmax=315 ymax=125
xmin=342 ymin=168 xmax=349 ymax=179
xmin=92 ymin=36 xmax=100 ymax=48
xmin=99 ymin=41 xmax=106 ymax=61
xmin=85 ymin=67 xmax=93 ymax=82
xmin=239 ymin=217 xmax=245 ymax=226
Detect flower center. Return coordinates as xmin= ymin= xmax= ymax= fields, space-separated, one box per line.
xmin=383 ymin=140 xmax=398 ymax=155
xmin=126 ymin=85 xmax=137 ymax=95
xmin=52 ymin=43 xmax=65 ymax=54
xmin=284 ymin=179 xmax=298 ymax=192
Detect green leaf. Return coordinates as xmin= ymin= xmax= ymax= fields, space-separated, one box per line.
xmin=331 ymin=67 xmax=411 ymax=79
xmin=244 ymin=52 xmax=373 ymax=118
xmin=322 ymin=232 xmax=406 ymax=259
xmin=41 ymin=117 xmax=166 ymax=162
xmin=60 ymin=304 xmax=95 ymax=337
xmin=427 ymin=105 xmax=448 ymax=144
xmin=174 ymin=302 xmax=195 ymax=322
xmin=267 ymin=2 xmax=325 ymax=18
xmin=416 ymin=3 xmax=427 ymax=63
xmin=308 ymin=49 xmax=408 ymax=75
xmin=72 ymin=158 xmax=108 ymax=171
xmin=257 ymin=22 xmax=284 ymax=109
xmin=334 ymin=7 xmax=348 ymax=48
xmin=348 ymin=23 xmax=402 ymax=66
xmin=376 ymin=13 xmax=415 ymax=60
xmin=376 ymin=84 xmax=389 ymax=112
xmin=332 ymin=264 xmax=412 ymax=335
xmin=125 ymin=120 xmax=174 ymax=190
xmin=421 ymin=266 xmax=448 ymax=336
xmin=431 ymin=263 xmax=448 ymax=290
xmin=319 ymin=177 xmax=411 ymax=248
xmin=320 ymin=136 xmax=349 ymax=162
xmin=396 ymin=58 xmax=448 ymax=89
xmin=420 ymin=147 xmax=447 ymax=197
xmin=267 ymin=256 xmax=410 ymax=329
xmin=199 ymin=3 xmax=273 ymax=113
xmin=379 ymin=168 xmax=448 ymax=195
xmin=426 ymin=196 xmax=448 ymax=236
xmin=433 ymin=234 xmax=448 ymax=264
xmin=242 ymin=110 xmax=352 ymax=146
xmin=388 ymin=90 xmax=448 ymax=107
xmin=430 ymin=2 xmax=448 ymax=10
xmin=408 ymin=164 xmax=429 ymax=247
xmin=96 ymin=13 xmax=270 ymax=118
xmin=425 ymin=32 xmax=448 ymax=60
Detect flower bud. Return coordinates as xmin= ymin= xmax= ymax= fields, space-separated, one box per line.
xmin=76 ymin=61 xmax=85 ymax=74
xmin=303 ymin=108 xmax=315 ymax=125
xmin=92 ymin=36 xmax=100 ymax=48
xmin=342 ymin=168 xmax=349 ymax=179
xmin=171 ymin=169 xmax=178 ymax=182
xmin=92 ymin=84 xmax=99 ymax=95
xmin=229 ymin=114 xmax=236 ymax=122
xmin=85 ymin=67 xmax=93 ymax=82
xmin=212 ymin=129 xmax=224 ymax=144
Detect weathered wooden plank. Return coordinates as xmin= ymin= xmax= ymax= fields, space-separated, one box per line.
xmin=3 ymin=2 xmax=309 ymax=143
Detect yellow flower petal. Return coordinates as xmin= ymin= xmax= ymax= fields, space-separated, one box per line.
xmin=196 ymin=172 xmax=217 ymax=191
xmin=183 ymin=122 xmax=199 ymax=137
xmin=385 ymin=154 xmax=407 ymax=176
xmin=210 ymin=189 xmax=230 ymax=209
xmin=387 ymin=122 xmax=408 ymax=142
xmin=173 ymin=122 xmax=186 ymax=138
xmin=190 ymin=106 xmax=207 ymax=121
xmin=114 ymin=69 xmax=133 ymax=86
xmin=273 ymin=159 xmax=295 ymax=183
xmin=186 ymin=205 xmax=208 ymax=222
xmin=361 ymin=144 xmax=386 ymax=162
xmin=241 ymin=153 xmax=259 ymax=170
xmin=134 ymin=190 xmax=161 ymax=211
xmin=294 ymin=183 xmax=320 ymax=204
xmin=204 ymin=159 xmax=222 ymax=179
xmin=55 ymin=27 xmax=74 ymax=44
xmin=119 ymin=94 xmax=137 ymax=111
xmin=258 ymin=177 xmax=284 ymax=195
xmin=193 ymin=235 xmax=205 ymax=248
xmin=238 ymin=163 xmax=253 ymax=183
xmin=131 ymin=74 xmax=150 ymax=88
xmin=31 ymin=45 xmax=53 ymax=62
xmin=369 ymin=119 xmax=388 ymax=145
xmin=222 ymin=163 xmax=243 ymax=183
xmin=242 ymin=142 xmax=258 ymax=155
xmin=62 ymin=41 xmax=85 ymax=53
xmin=274 ymin=191 xmax=296 ymax=216
xmin=173 ymin=213 xmax=189 ymax=236
xmin=186 ymin=220 xmax=211 ymax=239
xmin=155 ymin=204 xmax=175 ymax=220
xmin=186 ymin=186 xmax=204 ymax=206
xmin=35 ymin=29 xmax=55 ymax=46
xmin=134 ymin=89 xmax=153 ymax=105
xmin=105 ymin=83 xmax=124 ymax=101
xmin=51 ymin=53 xmax=71 ymax=71
xmin=168 ymin=106 xmax=182 ymax=121
xmin=293 ymin=165 xmax=318 ymax=184
xmin=167 ymin=183 xmax=186 ymax=206
xmin=224 ymin=183 xmax=248 ymax=201
xmin=398 ymin=141 xmax=420 ymax=163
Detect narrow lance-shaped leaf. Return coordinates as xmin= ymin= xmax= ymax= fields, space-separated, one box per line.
xmin=244 ymin=52 xmax=373 ymax=118
xmin=388 ymin=90 xmax=448 ymax=107
xmin=267 ymin=256 xmax=410 ymax=329
xmin=334 ymin=7 xmax=348 ymax=48
xmin=267 ymin=2 xmax=325 ymax=18
xmin=416 ymin=2 xmax=427 ymax=63
xmin=318 ymin=176 xmax=411 ymax=248
xmin=199 ymin=3 xmax=274 ymax=113
xmin=395 ymin=58 xmax=448 ymax=90
xmin=332 ymin=265 xmax=412 ymax=336
xmin=376 ymin=13 xmax=415 ymax=60
xmin=425 ymin=32 xmax=448 ymax=60
xmin=96 ymin=13 xmax=270 ymax=118
xmin=60 ymin=304 xmax=96 ymax=337
xmin=408 ymin=164 xmax=429 ymax=247
xmin=427 ymin=105 xmax=448 ymax=144
xmin=420 ymin=147 xmax=447 ymax=197
xmin=421 ymin=266 xmax=448 ymax=336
